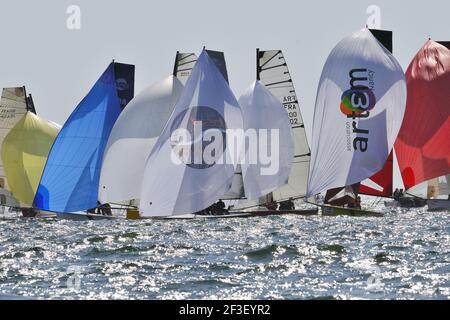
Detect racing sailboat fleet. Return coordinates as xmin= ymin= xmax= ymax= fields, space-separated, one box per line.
xmin=0 ymin=27 xmax=449 ymax=220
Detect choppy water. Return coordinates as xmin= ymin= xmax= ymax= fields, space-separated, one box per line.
xmin=0 ymin=201 xmax=449 ymax=300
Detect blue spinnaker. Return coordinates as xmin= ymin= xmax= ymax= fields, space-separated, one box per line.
xmin=34 ymin=62 xmax=133 ymax=212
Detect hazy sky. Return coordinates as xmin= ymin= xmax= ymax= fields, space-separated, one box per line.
xmin=0 ymin=0 xmax=448 ymax=188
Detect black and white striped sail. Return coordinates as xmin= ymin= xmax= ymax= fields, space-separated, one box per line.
xmin=173 ymin=52 xmax=198 ymax=85
xmin=0 ymin=87 xmax=29 ymax=207
xmin=257 ymin=50 xmax=310 ymax=201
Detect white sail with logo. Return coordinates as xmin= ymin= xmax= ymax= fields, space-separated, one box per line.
xmin=139 ymin=50 xmax=243 ymax=217
xmin=307 ymin=28 xmax=407 ymax=197
xmin=239 ymin=80 xmax=294 ymax=199
xmin=99 ymin=76 xmax=184 ymax=204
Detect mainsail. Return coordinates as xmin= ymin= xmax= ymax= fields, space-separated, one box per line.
xmin=307 ymin=28 xmax=406 ymax=197
xmin=34 ymin=62 xmax=135 ymax=212
xmin=2 ymin=112 xmax=60 ymax=206
xmin=394 ymin=40 xmax=450 ymax=192
xmin=0 ymin=87 xmax=29 ymax=207
xmin=239 ymin=80 xmax=294 ymax=200
xmin=257 ymin=49 xmax=310 ymax=201
xmin=139 ymin=50 xmax=243 ymax=216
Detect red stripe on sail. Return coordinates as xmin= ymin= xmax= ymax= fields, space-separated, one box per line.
xmin=359 ymin=151 xmax=393 ymax=197
xmin=395 ymin=40 xmax=450 ymax=190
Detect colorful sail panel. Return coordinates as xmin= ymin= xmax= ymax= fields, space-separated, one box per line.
xmin=0 ymin=87 xmax=29 ymax=206
xmin=34 ymin=62 xmax=135 ymax=212
xmin=139 ymin=50 xmax=243 ymax=216
xmin=2 ymin=112 xmax=60 ymax=206
xmin=395 ymin=40 xmax=450 ymax=190
xmin=239 ymin=81 xmax=294 ymax=200
xmin=359 ymin=29 xmax=394 ymax=197
xmin=99 ymin=75 xmax=184 ymax=204
xmin=257 ymin=49 xmax=310 ymax=201
xmin=307 ymin=28 xmax=406 ymax=197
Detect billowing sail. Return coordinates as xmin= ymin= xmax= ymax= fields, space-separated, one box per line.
xmin=173 ymin=52 xmax=197 ymax=85
xmin=34 ymin=62 xmax=135 ymax=212
xmin=239 ymin=80 xmax=294 ymax=200
xmin=139 ymin=50 xmax=243 ymax=216
xmin=394 ymin=40 xmax=450 ymax=191
xmin=257 ymin=50 xmax=310 ymax=201
xmin=2 ymin=112 xmax=60 ymax=206
xmin=359 ymin=30 xmax=394 ymax=198
xmin=359 ymin=152 xmax=393 ymax=197
xmin=307 ymin=28 xmax=406 ymax=197
xmin=99 ymin=75 xmax=184 ymax=204
xmin=0 ymin=87 xmax=29 ymax=206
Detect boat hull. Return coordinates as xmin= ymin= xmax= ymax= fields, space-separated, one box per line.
xmin=427 ymin=199 xmax=450 ymax=211
xmin=319 ymin=204 xmax=384 ymax=217
xmin=56 ymin=212 xmax=119 ymax=221
xmin=129 ymin=209 xmax=319 ymax=220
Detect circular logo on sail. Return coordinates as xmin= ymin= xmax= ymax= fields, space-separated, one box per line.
xmin=170 ymin=106 xmax=226 ymax=169
xmin=340 ymin=88 xmax=376 ymax=116
xmin=115 ymin=78 xmax=129 ymax=91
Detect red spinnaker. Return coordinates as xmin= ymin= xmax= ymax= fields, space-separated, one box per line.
xmin=359 ymin=151 xmax=393 ymax=197
xmin=395 ymin=40 xmax=450 ymax=190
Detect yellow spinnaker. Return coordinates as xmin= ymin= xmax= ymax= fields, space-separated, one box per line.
xmin=1 ymin=112 xmax=60 ymax=206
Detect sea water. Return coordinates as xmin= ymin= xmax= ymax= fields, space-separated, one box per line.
xmin=0 ymin=200 xmax=448 ymax=300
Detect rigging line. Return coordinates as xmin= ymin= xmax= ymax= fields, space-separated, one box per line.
xmin=260 ymin=51 xmax=280 ymax=68
xmin=176 ymin=60 xmax=197 ymax=67
xmin=177 ymin=53 xmax=196 ymax=62
xmin=176 ymin=68 xmax=194 ymax=73
xmin=260 ymin=63 xmax=287 ymax=72
xmin=294 ymin=153 xmax=311 ymax=158
xmin=265 ymin=79 xmax=293 ymax=87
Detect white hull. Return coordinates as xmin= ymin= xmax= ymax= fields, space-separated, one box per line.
xmin=427 ymin=199 xmax=450 ymax=211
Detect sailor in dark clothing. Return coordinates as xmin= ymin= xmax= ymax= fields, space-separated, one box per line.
xmin=393 ymin=188 xmax=400 ymax=201
xmin=279 ymin=198 xmax=295 ymax=211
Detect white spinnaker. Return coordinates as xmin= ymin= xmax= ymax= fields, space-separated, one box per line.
xmin=258 ymin=50 xmax=310 ymax=201
xmin=239 ymin=81 xmax=294 ymax=200
xmin=99 ymin=76 xmax=184 ymax=204
xmin=0 ymin=88 xmax=28 ymax=207
xmin=307 ymin=28 xmax=406 ymax=197
xmin=139 ymin=50 xmax=243 ymax=217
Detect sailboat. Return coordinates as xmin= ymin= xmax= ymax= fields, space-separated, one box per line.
xmin=326 ymin=30 xmax=404 ymax=210
xmin=99 ymin=53 xmax=196 ymax=211
xmin=307 ymin=28 xmax=407 ymax=217
xmin=138 ymin=49 xmax=246 ymax=218
xmin=394 ymin=39 xmax=450 ymax=211
xmin=0 ymin=87 xmax=60 ymax=218
xmin=227 ymin=49 xmax=318 ymax=216
xmin=33 ymin=61 xmax=135 ymax=219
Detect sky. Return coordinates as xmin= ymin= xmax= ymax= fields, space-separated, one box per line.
xmin=0 ymin=0 xmax=448 ymax=189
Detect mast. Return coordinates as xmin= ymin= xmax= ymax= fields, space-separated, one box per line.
xmin=173 ymin=51 xmax=180 ymax=76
